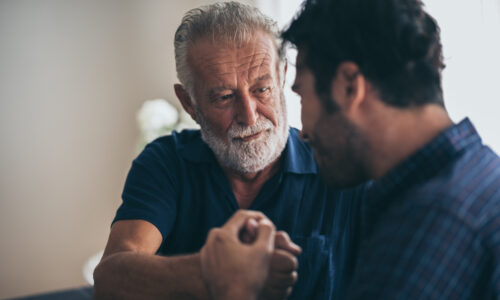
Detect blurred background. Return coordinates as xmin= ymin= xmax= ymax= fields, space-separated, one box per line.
xmin=0 ymin=0 xmax=499 ymax=298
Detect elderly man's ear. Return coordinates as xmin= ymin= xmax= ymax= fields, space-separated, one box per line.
xmin=174 ymin=84 xmax=199 ymax=124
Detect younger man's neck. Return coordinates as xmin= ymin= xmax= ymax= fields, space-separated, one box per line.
xmin=369 ymin=104 xmax=453 ymax=179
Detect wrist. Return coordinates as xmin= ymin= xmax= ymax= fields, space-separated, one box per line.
xmin=194 ymin=252 xmax=212 ymax=298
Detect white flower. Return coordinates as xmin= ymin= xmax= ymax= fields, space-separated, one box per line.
xmin=137 ymin=99 xmax=179 ymax=142
xmin=176 ymin=109 xmax=199 ymax=131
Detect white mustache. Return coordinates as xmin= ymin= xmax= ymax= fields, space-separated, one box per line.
xmin=228 ymin=118 xmax=274 ymax=139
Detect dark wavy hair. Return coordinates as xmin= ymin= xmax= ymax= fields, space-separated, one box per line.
xmin=282 ymin=0 xmax=445 ymax=112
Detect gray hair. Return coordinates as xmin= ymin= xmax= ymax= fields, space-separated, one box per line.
xmin=174 ymin=1 xmax=285 ymax=101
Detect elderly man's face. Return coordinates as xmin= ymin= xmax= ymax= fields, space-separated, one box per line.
xmin=187 ymin=31 xmax=288 ymax=173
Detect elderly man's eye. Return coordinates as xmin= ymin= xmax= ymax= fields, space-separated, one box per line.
xmin=255 ymin=87 xmax=270 ymax=94
xmin=216 ymin=94 xmax=234 ymax=101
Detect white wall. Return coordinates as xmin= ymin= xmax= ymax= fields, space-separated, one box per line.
xmin=0 ymin=0 xmax=252 ymax=298
xmin=258 ymin=0 xmax=500 ymax=153
xmin=425 ymin=0 xmax=500 ymax=153
xmin=256 ymin=0 xmax=304 ymax=130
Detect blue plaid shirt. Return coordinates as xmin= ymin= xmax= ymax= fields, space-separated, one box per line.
xmin=344 ymin=118 xmax=500 ymax=299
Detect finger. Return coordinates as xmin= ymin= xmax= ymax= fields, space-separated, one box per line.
xmin=267 ymin=270 xmax=298 ymax=288
xmin=240 ymin=230 xmax=254 ymax=244
xmin=240 ymin=218 xmax=259 ymax=244
xmin=270 ymin=249 xmax=298 ymax=272
xmin=275 ymin=231 xmax=302 ymax=255
xmin=224 ymin=210 xmax=267 ymax=236
xmin=245 ymin=218 xmax=259 ymax=238
xmin=254 ymin=218 xmax=276 ymax=251
xmin=260 ymin=285 xmax=294 ymax=300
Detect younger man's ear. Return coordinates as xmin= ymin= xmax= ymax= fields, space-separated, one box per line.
xmin=174 ymin=84 xmax=199 ymax=123
xmin=331 ymin=62 xmax=366 ymax=114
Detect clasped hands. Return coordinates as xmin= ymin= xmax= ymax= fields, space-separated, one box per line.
xmin=200 ymin=210 xmax=302 ymax=300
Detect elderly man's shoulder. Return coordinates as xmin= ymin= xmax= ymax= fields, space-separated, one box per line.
xmin=143 ymin=129 xmax=202 ymax=152
xmin=135 ymin=129 xmax=204 ymax=167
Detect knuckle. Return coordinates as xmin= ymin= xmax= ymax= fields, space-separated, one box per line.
xmin=290 ymin=271 xmax=298 ymax=284
xmin=207 ymin=228 xmax=221 ymax=240
xmin=261 ymin=243 xmax=274 ymax=255
xmin=282 ymin=272 xmax=297 ymax=286
xmin=282 ymin=252 xmax=298 ymax=270
xmin=290 ymin=255 xmax=298 ymax=269
xmin=271 ymin=250 xmax=296 ymax=270
xmin=276 ymin=231 xmax=290 ymax=241
xmin=264 ymin=219 xmax=276 ymax=230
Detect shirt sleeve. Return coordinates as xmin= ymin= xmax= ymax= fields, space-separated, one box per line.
xmin=347 ymin=204 xmax=495 ymax=300
xmin=113 ymin=139 xmax=179 ymax=241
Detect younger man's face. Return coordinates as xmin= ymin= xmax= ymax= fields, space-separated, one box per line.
xmin=292 ymin=50 xmax=369 ymax=188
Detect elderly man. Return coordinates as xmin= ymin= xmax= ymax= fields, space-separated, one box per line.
xmin=200 ymin=0 xmax=500 ymax=299
xmin=94 ymin=2 xmax=363 ymax=300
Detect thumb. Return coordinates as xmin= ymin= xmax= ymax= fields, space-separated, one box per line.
xmin=275 ymin=231 xmax=302 ymax=255
xmin=254 ymin=218 xmax=276 ymax=251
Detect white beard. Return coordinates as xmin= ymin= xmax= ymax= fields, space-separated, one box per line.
xmin=195 ymin=96 xmax=289 ymax=174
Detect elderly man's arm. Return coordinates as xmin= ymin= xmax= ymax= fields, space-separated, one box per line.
xmin=94 ymin=216 xmax=301 ymax=300
xmin=93 ymin=219 xmax=209 ymax=300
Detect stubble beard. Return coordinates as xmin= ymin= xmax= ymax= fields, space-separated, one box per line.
xmin=311 ymin=112 xmax=370 ymax=188
xmin=195 ymin=94 xmax=289 ymax=174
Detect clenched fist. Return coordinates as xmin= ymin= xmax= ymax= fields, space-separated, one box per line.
xmin=200 ymin=210 xmax=277 ymax=300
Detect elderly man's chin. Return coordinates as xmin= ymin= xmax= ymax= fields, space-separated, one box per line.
xmin=201 ymin=121 xmax=288 ymax=174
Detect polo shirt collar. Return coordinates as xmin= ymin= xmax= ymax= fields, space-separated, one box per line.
xmin=178 ymin=128 xmax=318 ymax=175
xmin=177 ymin=130 xmax=215 ymax=163
xmin=282 ymin=128 xmax=318 ymax=174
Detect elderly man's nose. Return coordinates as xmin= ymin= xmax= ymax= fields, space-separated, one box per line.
xmin=236 ymin=94 xmax=258 ymax=125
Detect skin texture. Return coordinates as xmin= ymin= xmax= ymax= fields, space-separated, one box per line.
xmin=292 ymin=52 xmax=371 ymax=188
xmin=200 ymin=210 xmax=300 ymax=300
xmin=94 ymin=32 xmax=301 ymax=300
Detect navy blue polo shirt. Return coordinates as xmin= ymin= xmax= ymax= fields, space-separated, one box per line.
xmin=114 ymin=128 xmax=364 ymax=300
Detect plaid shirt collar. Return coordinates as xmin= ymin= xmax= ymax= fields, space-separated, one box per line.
xmin=362 ymin=118 xmax=482 ymax=231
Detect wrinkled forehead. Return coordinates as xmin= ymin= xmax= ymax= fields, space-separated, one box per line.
xmin=187 ymin=32 xmax=279 ymax=80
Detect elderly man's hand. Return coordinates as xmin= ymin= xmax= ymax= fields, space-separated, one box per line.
xmin=241 ymin=219 xmax=301 ymax=300
xmin=258 ymin=231 xmax=301 ymax=300
xmin=200 ymin=210 xmax=276 ymax=300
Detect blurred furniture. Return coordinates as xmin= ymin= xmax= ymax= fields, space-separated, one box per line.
xmin=6 ymin=287 xmax=93 ymax=300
